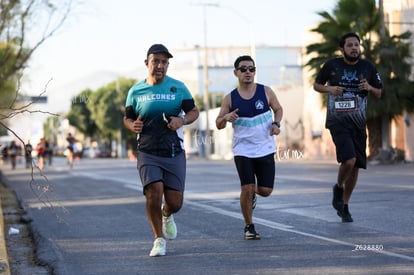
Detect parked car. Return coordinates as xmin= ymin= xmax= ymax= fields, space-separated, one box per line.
xmin=82 ymin=146 xmax=112 ymax=158
xmin=81 ymin=147 xmax=98 ymax=158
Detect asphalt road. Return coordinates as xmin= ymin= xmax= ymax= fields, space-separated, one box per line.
xmin=1 ymin=156 xmax=414 ymax=275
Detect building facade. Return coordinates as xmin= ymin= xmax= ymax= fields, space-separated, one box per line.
xmin=175 ymin=1 xmax=414 ymax=162
xmin=171 ymin=45 xmax=305 ymax=159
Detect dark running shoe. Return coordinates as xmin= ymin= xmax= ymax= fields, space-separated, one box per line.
xmin=342 ymin=204 xmax=353 ymax=223
xmin=244 ymin=224 xmax=261 ymax=240
xmin=332 ymin=184 xmax=344 ymax=217
xmin=252 ymin=193 xmax=257 ymax=210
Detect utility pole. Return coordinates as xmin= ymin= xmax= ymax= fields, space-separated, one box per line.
xmin=192 ymin=3 xmax=254 ymax=158
xmin=116 ymin=78 xmax=123 ymax=158
xmin=202 ymin=4 xmax=211 ymax=159
xmin=192 ymin=2 xmax=218 ymax=159
xmin=378 ymin=0 xmax=391 ymax=151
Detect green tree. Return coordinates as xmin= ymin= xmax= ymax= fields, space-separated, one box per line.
xmin=0 ymin=42 xmax=20 ymax=109
xmin=66 ymin=77 xmax=138 ymax=155
xmin=0 ymin=0 xmax=75 ymax=219
xmin=306 ymin=0 xmax=413 ymax=158
xmin=43 ymin=115 xmax=60 ymax=145
xmin=0 ymin=0 xmax=73 ymax=107
xmin=67 ymin=89 xmax=98 ymax=138
xmin=86 ymin=78 xmax=136 ymax=147
xmin=0 ymin=0 xmax=73 ymax=141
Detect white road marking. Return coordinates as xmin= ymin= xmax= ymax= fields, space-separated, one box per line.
xmin=75 ymin=170 xmax=414 ymax=263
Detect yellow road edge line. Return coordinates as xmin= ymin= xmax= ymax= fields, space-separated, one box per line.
xmin=0 ymin=187 xmax=11 ymax=275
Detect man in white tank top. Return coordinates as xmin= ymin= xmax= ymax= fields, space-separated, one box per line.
xmin=216 ymin=55 xmax=283 ymax=240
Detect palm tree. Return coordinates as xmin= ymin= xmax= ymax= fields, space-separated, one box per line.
xmin=306 ymin=0 xmax=413 ymax=159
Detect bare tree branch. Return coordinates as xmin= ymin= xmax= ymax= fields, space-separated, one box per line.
xmin=0 ymin=0 xmax=75 ymax=223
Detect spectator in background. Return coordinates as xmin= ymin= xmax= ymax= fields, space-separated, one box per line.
xmin=45 ymin=139 xmax=53 ymax=166
xmin=8 ymin=141 xmax=19 ymax=169
xmin=66 ymin=133 xmax=77 ymax=168
xmin=25 ymin=141 xmax=33 ymax=169
xmin=1 ymin=146 xmax=8 ymax=166
xmin=36 ymin=138 xmax=46 ymax=170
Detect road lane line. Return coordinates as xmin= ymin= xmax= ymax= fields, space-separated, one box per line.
xmin=185 ymin=200 xmax=293 ymax=229
xmin=73 ymin=170 xmax=414 ymax=263
xmin=186 ymin=200 xmax=414 ymax=263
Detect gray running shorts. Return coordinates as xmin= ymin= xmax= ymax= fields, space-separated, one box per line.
xmin=136 ymin=150 xmax=186 ymax=194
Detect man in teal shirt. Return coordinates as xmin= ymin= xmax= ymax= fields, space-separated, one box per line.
xmin=124 ymin=44 xmax=199 ymax=256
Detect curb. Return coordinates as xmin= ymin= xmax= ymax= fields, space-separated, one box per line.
xmin=0 ymin=192 xmax=11 ymax=275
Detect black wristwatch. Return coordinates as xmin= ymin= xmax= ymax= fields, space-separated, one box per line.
xmin=272 ymin=121 xmax=280 ymax=128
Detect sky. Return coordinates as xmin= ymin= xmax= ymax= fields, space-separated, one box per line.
xmin=21 ymin=0 xmax=337 ymax=113
xmin=10 ymin=0 xmax=340 ymax=144
xmin=6 ymin=0 xmax=351 ymax=152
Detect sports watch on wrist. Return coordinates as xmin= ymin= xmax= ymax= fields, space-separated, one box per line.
xmin=272 ymin=121 xmax=280 ymax=128
xmin=182 ymin=116 xmax=188 ymax=125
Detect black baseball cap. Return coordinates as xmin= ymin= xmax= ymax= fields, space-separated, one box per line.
xmin=146 ymin=44 xmax=173 ymax=58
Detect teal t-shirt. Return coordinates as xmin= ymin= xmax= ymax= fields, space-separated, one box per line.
xmin=125 ymin=76 xmax=195 ymax=157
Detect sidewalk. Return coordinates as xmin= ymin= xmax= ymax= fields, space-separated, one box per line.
xmin=0 ymin=183 xmax=11 ymax=275
xmin=0 ymin=170 xmax=49 ymax=275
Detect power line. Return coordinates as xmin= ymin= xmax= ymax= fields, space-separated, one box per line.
xmin=385 ymin=21 xmax=414 ymax=25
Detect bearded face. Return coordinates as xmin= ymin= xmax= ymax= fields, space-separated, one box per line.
xmin=344 ymin=51 xmax=360 ymax=63
xmin=342 ymin=36 xmax=361 ymax=63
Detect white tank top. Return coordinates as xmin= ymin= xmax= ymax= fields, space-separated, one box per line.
xmin=230 ymin=84 xmax=276 ymax=157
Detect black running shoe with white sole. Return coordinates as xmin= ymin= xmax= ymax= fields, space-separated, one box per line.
xmin=244 ymin=224 xmax=261 ymax=240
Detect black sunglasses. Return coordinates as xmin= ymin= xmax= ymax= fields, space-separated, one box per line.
xmin=237 ymin=66 xmax=256 ymax=73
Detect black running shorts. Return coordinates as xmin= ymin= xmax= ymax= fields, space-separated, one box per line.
xmin=328 ymin=123 xmax=367 ymax=169
xmin=234 ymin=153 xmax=275 ymax=188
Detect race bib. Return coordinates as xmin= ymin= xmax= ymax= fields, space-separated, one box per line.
xmin=334 ymin=97 xmax=357 ymax=112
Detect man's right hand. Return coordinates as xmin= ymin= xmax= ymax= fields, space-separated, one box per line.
xmin=330 ymin=86 xmax=345 ymax=96
xmin=130 ymin=115 xmax=143 ymax=133
xmin=225 ymin=108 xmax=239 ymax=122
